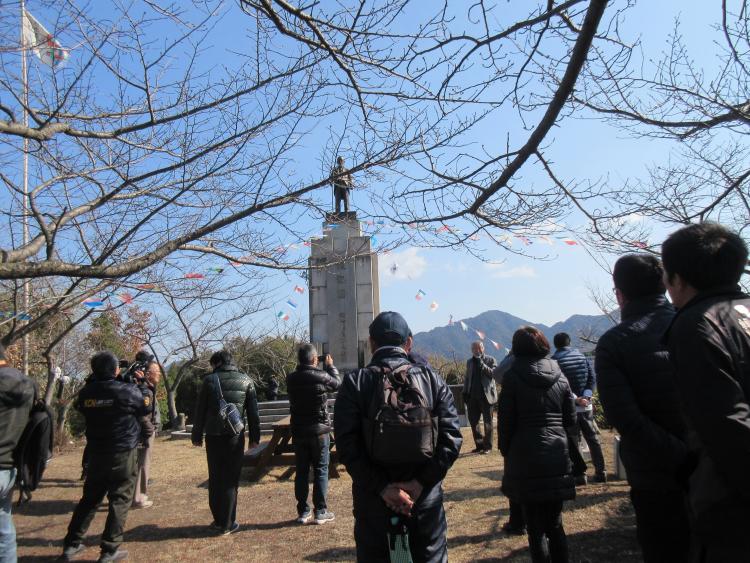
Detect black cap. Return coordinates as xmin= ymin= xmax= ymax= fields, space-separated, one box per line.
xmin=369 ymin=311 xmax=411 ymax=345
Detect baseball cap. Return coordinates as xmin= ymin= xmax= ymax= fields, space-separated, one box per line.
xmin=369 ymin=311 xmax=411 ymax=345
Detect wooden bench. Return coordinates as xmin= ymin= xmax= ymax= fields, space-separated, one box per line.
xmin=243 ymin=415 xmax=340 ymax=481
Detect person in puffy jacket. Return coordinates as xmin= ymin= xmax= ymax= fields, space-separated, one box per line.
xmin=499 ymin=327 xmax=576 ymax=563
xmin=662 ymin=223 xmax=750 ymax=562
xmin=286 ymin=344 xmax=339 ymax=524
xmin=60 ymin=351 xmax=151 ymax=563
xmin=191 ymin=350 xmax=260 ymax=535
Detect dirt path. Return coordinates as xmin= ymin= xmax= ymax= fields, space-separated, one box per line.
xmin=15 ymin=429 xmax=640 ymax=562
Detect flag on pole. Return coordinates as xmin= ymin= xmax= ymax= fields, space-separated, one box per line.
xmin=276 ymin=311 xmax=290 ymax=321
xmin=293 ymin=285 xmax=305 ymax=294
xmin=83 ymin=298 xmax=104 ymax=308
xmin=208 ymin=267 xmax=225 ymax=274
xmin=118 ymin=292 xmax=134 ymax=305
xmin=185 ymin=272 xmax=204 ymax=279
xmin=562 ymin=239 xmax=578 ymax=246
xmin=474 ymin=329 xmax=485 ymax=340
xmin=286 ymin=299 xmax=298 ymax=310
xmin=459 ymin=321 xmax=468 ymax=331
xmin=490 ymin=339 xmax=502 ymax=350
xmin=22 ymin=10 xmax=69 ymax=67
xmin=429 ymin=301 xmax=439 ymax=312
xmin=415 ymin=289 xmax=426 ymax=301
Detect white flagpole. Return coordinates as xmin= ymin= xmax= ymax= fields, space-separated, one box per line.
xmin=20 ymin=0 xmax=30 ymax=378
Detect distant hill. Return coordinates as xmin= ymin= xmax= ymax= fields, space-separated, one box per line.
xmin=412 ymin=309 xmax=617 ymax=359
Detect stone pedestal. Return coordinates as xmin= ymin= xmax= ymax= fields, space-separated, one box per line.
xmin=309 ymin=212 xmax=380 ymax=372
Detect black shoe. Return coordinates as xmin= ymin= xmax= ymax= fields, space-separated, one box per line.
xmin=97 ymin=550 xmax=128 ymax=562
xmin=58 ymin=543 xmax=85 ymax=561
xmin=221 ymin=522 xmax=240 ymax=535
xmin=575 ymin=474 xmax=588 ymax=486
xmin=593 ymin=473 xmax=608 ymax=483
xmin=501 ymin=521 xmax=526 ymax=536
xmin=471 ymin=446 xmax=484 ymax=454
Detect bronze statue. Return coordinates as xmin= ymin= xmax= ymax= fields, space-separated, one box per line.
xmin=331 ymin=156 xmax=353 ymax=213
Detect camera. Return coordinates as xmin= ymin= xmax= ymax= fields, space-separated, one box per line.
xmin=120 ymin=351 xmax=154 ymax=384
xmin=317 ymin=355 xmax=326 ymax=364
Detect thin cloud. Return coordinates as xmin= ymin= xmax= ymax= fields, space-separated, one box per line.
xmin=484 ymin=263 xmax=537 ymax=279
xmin=379 ymin=247 xmax=427 ymax=283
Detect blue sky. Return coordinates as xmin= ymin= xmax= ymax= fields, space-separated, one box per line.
xmin=14 ymin=1 xmax=726 ymax=342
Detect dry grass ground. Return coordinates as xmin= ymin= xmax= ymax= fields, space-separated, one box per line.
xmin=15 ymin=428 xmax=640 ymax=562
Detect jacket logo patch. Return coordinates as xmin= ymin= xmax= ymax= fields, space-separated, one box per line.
xmin=84 ymin=399 xmax=114 ymax=407
xmin=144 ymin=396 xmax=151 ymax=407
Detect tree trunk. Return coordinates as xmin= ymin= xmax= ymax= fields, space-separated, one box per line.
xmin=54 ymin=400 xmax=73 ymax=448
xmin=43 ymin=353 xmax=57 ymax=406
xmin=166 ymin=387 xmax=178 ymax=424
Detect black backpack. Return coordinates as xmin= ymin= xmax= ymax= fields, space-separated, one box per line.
xmin=364 ymin=363 xmax=437 ymax=465
xmin=13 ymin=400 xmax=54 ymax=505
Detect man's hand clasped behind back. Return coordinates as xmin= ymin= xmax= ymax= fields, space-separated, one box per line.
xmin=380 ymin=479 xmax=424 ymax=516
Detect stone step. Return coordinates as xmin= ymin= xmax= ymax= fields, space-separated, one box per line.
xmin=257 ymin=407 xmax=290 ymax=416
xmin=259 ymin=414 xmax=288 ymax=423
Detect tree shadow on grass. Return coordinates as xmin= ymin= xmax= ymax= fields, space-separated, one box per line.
xmin=303 ymin=546 xmax=357 ymax=561
xmin=15 ymin=499 xmax=78 ymax=517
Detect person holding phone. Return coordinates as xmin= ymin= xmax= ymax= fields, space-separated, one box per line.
xmin=286 ymin=345 xmax=340 ymax=525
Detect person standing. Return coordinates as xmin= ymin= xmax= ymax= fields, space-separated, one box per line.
xmin=59 ymin=352 xmax=151 ymax=563
xmin=0 ymin=343 xmax=35 ymax=563
xmin=286 ymin=345 xmax=340 ymax=525
xmin=595 ymin=254 xmax=689 ymax=562
xmin=499 ymin=327 xmax=576 ymax=563
xmin=335 ymin=311 xmax=462 ymax=562
xmin=661 ymin=223 xmax=750 ymax=561
xmin=462 ymin=341 xmax=498 ymax=454
xmin=551 ymin=333 xmax=606 ymax=483
xmin=191 ymin=350 xmax=260 ymax=535
xmin=132 ymin=359 xmax=161 ymax=509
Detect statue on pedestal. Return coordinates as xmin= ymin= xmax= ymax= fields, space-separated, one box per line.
xmin=330 ymin=156 xmax=353 ymax=213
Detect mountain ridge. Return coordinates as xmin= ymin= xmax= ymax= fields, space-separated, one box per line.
xmin=412 ymin=309 xmax=617 ymax=359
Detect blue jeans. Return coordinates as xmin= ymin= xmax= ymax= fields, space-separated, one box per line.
xmin=293 ymin=433 xmax=330 ymax=514
xmin=0 ymin=468 xmax=17 ymax=563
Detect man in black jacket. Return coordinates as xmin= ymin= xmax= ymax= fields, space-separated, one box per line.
xmin=662 ymin=223 xmax=750 ymax=562
xmin=59 ymin=351 xmax=151 ymax=563
xmin=286 ymin=344 xmax=339 ymax=525
xmin=0 ymin=343 xmax=35 ymax=562
xmin=334 ymin=311 xmax=462 ymax=562
xmin=595 ymin=254 xmax=689 ymax=562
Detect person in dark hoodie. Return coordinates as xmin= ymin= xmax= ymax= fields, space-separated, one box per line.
xmin=0 ymin=343 xmax=35 ymax=562
xmin=498 ymin=327 xmax=576 ymax=563
xmin=661 ymin=223 xmax=750 ymax=562
xmin=334 ymin=311 xmax=462 ymax=562
xmin=59 ymin=351 xmax=151 ymax=563
xmin=595 ymin=254 xmax=689 ymax=562
xmin=286 ymin=344 xmax=340 ymax=525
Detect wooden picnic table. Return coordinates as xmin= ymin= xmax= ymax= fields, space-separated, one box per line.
xmin=243 ymin=415 xmax=339 ymax=481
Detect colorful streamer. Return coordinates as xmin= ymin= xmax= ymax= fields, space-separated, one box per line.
xmin=429 ymin=301 xmax=439 ymax=312
xmin=415 ymin=289 xmax=426 ymax=301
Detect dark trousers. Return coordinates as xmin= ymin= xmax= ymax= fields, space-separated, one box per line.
xmin=522 ymin=501 xmax=569 ymax=563
xmin=467 ymin=396 xmax=493 ymax=450
xmin=690 ymin=539 xmax=750 ymax=563
xmin=64 ymin=449 xmax=138 ymax=554
xmin=205 ymin=431 xmax=244 ymax=531
xmin=573 ymin=411 xmax=606 ymax=475
xmin=293 ymin=433 xmax=330 ymax=514
xmin=508 ymin=499 xmax=525 ymax=529
xmin=354 ymin=501 xmax=448 ymax=563
xmin=630 ymin=489 xmax=690 ymax=563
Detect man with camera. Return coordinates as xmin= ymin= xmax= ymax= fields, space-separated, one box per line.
xmin=127 ymin=351 xmax=160 ymax=509
xmin=59 ymin=351 xmax=151 ymax=563
xmin=286 ymin=345 xmax=340 ymax=525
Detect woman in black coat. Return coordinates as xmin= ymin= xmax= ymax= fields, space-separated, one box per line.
xmin=498 ymin=327 xmax=577 ymax=563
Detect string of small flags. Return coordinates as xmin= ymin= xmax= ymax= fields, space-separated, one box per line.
xmin=449 ymin=315 xmax=506 ymax=352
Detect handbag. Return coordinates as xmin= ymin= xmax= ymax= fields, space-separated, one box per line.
xmin=214 ymin=372 xmax=245 ymax=435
